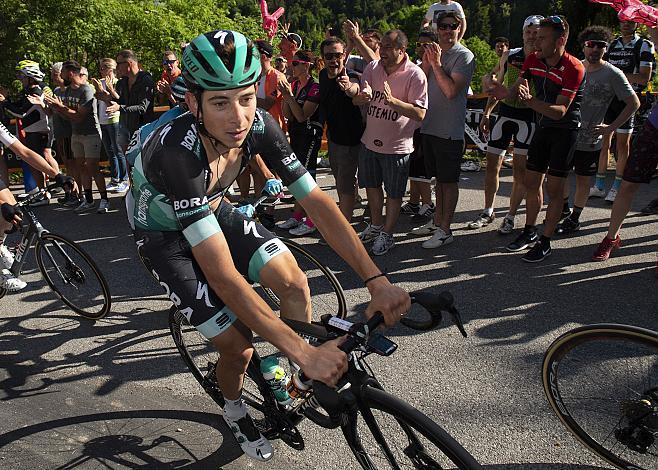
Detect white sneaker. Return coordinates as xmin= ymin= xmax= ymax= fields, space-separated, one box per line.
xmin=409 ymin=220 xmax=439 ymax=237
xmin=422 ymin=228 xmax=454 ymax=249
xmin=74 ymin=200 xmax=96 ymax=213
xmin=116 ymin=181 xmax=129 ymax=193
xmin=372 ymin=231 xmax=395 ymax=255
xmin=223 ymin=413 xmax=274 ymax=461
xmin=589 ymin=186 xmax=606 ymax=198
xmin=358 ymin=223 xmax=382 ymax=243
xmin=277 ymin=217 xmax=301 ymax=230
xmin=605 ymin=188 xmax=618 ymax=203
xmin=0 ymin=269 xmax=27 ymax=292
xmin=106 ymin=181 xmax=119 ymax=192
xmin=97 ymin=199 xmax=110 ymax=213
xmin=498 ymin=216 xmax=515 ymax=234
xmin=0 ymin=244 xmax=15 ymax=269
xmin=460 ymin=160 xmax=480 ymax=172
xmin=289 ymin=221 xmax=316 ymax=236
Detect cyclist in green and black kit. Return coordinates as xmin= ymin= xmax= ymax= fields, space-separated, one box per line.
xmin=130 ymin=30 xmax=410 ymax=462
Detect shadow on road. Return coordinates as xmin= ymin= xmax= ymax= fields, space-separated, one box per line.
xmin=0 ymin=409 xmax=242 ymax=469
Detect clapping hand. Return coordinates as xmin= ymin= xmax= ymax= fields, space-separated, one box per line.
xmin=383 ymin=81 xmax=396 ymax=106
xmin=106 ymin=101 xmax=120 ymax=114
xmin=517 ymin=79 xmax=532 ymax=102
xmin=422 ymin=42 xmax=442 ymax=66
xmin=342 ymin=19 xmax=359 ymax=39
xmin=277 ymin=77 xmax=293 ymax=97
xmin=356 ymin=80 xmax=373 ymax=102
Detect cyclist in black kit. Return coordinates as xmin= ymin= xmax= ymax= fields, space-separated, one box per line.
xmin=131 ymin=30 xmax=409 ymax=461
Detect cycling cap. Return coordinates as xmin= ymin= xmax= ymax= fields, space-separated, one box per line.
xmin=170 ymin=75 xmax=188 ymax=101
xmin=16 ymin=60 xmax=45 ymax=81
xmin=523 ymin=15 xmax=544 ymax=29
xmin=182 ymin=30 xmax=261 ymax=91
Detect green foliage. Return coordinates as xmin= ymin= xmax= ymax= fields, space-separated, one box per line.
xmin=0 ymin=0 xmax=261 ymax=89
xmin=462 ymin=36 xmax=498 ymax=93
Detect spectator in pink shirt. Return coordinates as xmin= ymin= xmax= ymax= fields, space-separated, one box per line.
xmin=353 ymin=29 xmax=428 ymax=255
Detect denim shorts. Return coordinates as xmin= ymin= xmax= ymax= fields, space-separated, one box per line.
xmin=358 ymin=145 xmax=410 ymax=199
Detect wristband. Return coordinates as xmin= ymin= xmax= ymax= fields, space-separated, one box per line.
xmin=364 ymin=273 xmax=386 ymax=286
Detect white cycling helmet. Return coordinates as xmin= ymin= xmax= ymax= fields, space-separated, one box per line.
xmin=16 ymin=60 xmax=45 ymax=81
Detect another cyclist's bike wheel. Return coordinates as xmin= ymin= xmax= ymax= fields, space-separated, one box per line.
xmin=35 ymin=232 xmax=111 ymax=320
xmin=542 ymin=323 xmax=658 ymax=470
xmin=256 ymin=238 xmax=347 ymax=321
xmin=342 ymin=385 xmax=482 ymax=469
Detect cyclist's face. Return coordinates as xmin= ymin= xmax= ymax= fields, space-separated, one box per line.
xmin=523 ymin=25 xmax=539 ymax=49
xmin=192 ymin=85 xmax=257 ymax=148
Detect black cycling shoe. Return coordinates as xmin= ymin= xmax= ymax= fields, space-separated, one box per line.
xmin=555 ymin=217 xmax=580 ymax=236
xmin=506 ymin=230 xmax=538 ymax=252
xmin=560 ymin=208 xmax=572 ymax=222
xmin=522 ymin=242 xmax=552 ymax=263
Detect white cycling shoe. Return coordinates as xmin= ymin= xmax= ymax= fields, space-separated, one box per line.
xmin=1 ymin=269 xmax=27 ymax=292
xmin=223 ymin=412 xmax=274 ymax=461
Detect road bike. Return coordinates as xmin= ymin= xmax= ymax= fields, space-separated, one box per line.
xmin=0 ymin=185 xmax=111 ymax=319
xmin=542 ymin=323 xmax=658 ymax=469
xmin=169 ymin=279 xmax=482 ymax=469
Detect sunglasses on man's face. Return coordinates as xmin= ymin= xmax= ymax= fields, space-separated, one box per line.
xmin=162 ymin=59 xmax=177 ymax=65
xmin=438 ymin=22 xmax=460 ymax=31
xmin=323 ymin=52 xmax=343 ymax=60
xmin=584 ymin=40 xmax=607 ymax=49
xmin=291 ymin=60 xmax=311 ymax=66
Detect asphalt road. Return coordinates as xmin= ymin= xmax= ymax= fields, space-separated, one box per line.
xmin=0 ymin=168 xmax=657 ymax=469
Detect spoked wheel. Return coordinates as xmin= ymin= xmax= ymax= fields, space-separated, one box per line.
xmin=35 ymin=232 xmax=111 ymax=319
xmin=342 ymin=385 xmax=481 ymax=469
xmin=256 ymin=238 xmax=347 ymax=321
xmin=542 ymin=323 xmax=658 ymax=470
xmin=168 ymin=307 xmax=266 ymax=413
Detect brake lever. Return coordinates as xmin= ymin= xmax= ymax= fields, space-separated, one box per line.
xmin=402 ymin=291 xmax=468 ymax=337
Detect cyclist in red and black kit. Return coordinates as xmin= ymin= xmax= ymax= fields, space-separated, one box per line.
xmin=487 ymin=15 xmax=585 ymax=262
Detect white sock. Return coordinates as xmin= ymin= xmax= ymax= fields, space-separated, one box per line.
xmin=483 ymin=208 xmax=494 ymax=217
xmin=223 ymin=395 xmax=247 ymax=420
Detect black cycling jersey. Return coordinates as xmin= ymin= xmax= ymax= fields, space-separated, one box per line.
xmin=0 ymin=84 xmax=51 ymax=134
xmin=131 ymin=108 xmax=316 ymax=247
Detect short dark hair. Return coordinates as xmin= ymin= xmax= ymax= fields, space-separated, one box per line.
xmin=363 ymin=29 xmax=382 ymax=42
xmin=384 ymin=29 xmax=408 ymax=50
xmin=494 ymin=37 xmax=509 ymax=46
xmin=539 ymin=15 xmax=570 ymax=39
xmin=418 ymin=29 xmax=438 ymax=43
xmin=578 ymin=25 xmax=612 ymax=45
xmin=61 ymin=60 xmax=82 ymax=73
xmin=320 ymin=37 xmax=346 ymax=55
xmin=117 ymin=49 xmax=138 ymax=62
xmin=437 ymin=11 xmax=463 ymax=23
xmin=163 ymin=50 xmax=177 ymax=59
xmin=294 ymin=50 xmax=317 ymax=70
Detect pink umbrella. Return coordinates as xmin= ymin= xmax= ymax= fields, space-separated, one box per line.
xmin=260 ymin=0 xmax=285 ymax=40
xmin=589 ymin=0 xmax=658 ymax=27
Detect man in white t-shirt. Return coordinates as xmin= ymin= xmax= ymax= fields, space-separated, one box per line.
xmin=421 ymin=1 xmax=467 ymax=40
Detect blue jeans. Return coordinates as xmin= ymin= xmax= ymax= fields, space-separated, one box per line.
xmin=101 ymin=123 xmax=127 ymax=182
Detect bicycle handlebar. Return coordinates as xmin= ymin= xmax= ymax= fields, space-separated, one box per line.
xmin=307 ymin=290 xmax=467 ymax=426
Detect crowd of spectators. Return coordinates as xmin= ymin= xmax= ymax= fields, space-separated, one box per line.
xmin=1 ymin=1 xmax=658 ymax=293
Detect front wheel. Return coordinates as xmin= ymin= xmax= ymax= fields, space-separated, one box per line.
xmin=542 ymin=323 xmax=658 ymax=469
xmin=342 ymin=385 xmax=482 ymax=469
xmin=35 ymin=232 xmax=111 ymax=320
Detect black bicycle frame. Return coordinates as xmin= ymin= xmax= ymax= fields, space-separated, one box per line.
xmin=8 ymin=207 xmax=46 ymax=277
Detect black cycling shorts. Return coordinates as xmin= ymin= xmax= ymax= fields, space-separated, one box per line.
xmin=487 ymin=114 xmax=536 ymax=156
xmin=526 ymin=127 xmax=578 ymax=178
xmin=572 ymin=149 xmax=599 ymax=177
xmin=135 ymin=200 xmax=290 ymax=339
